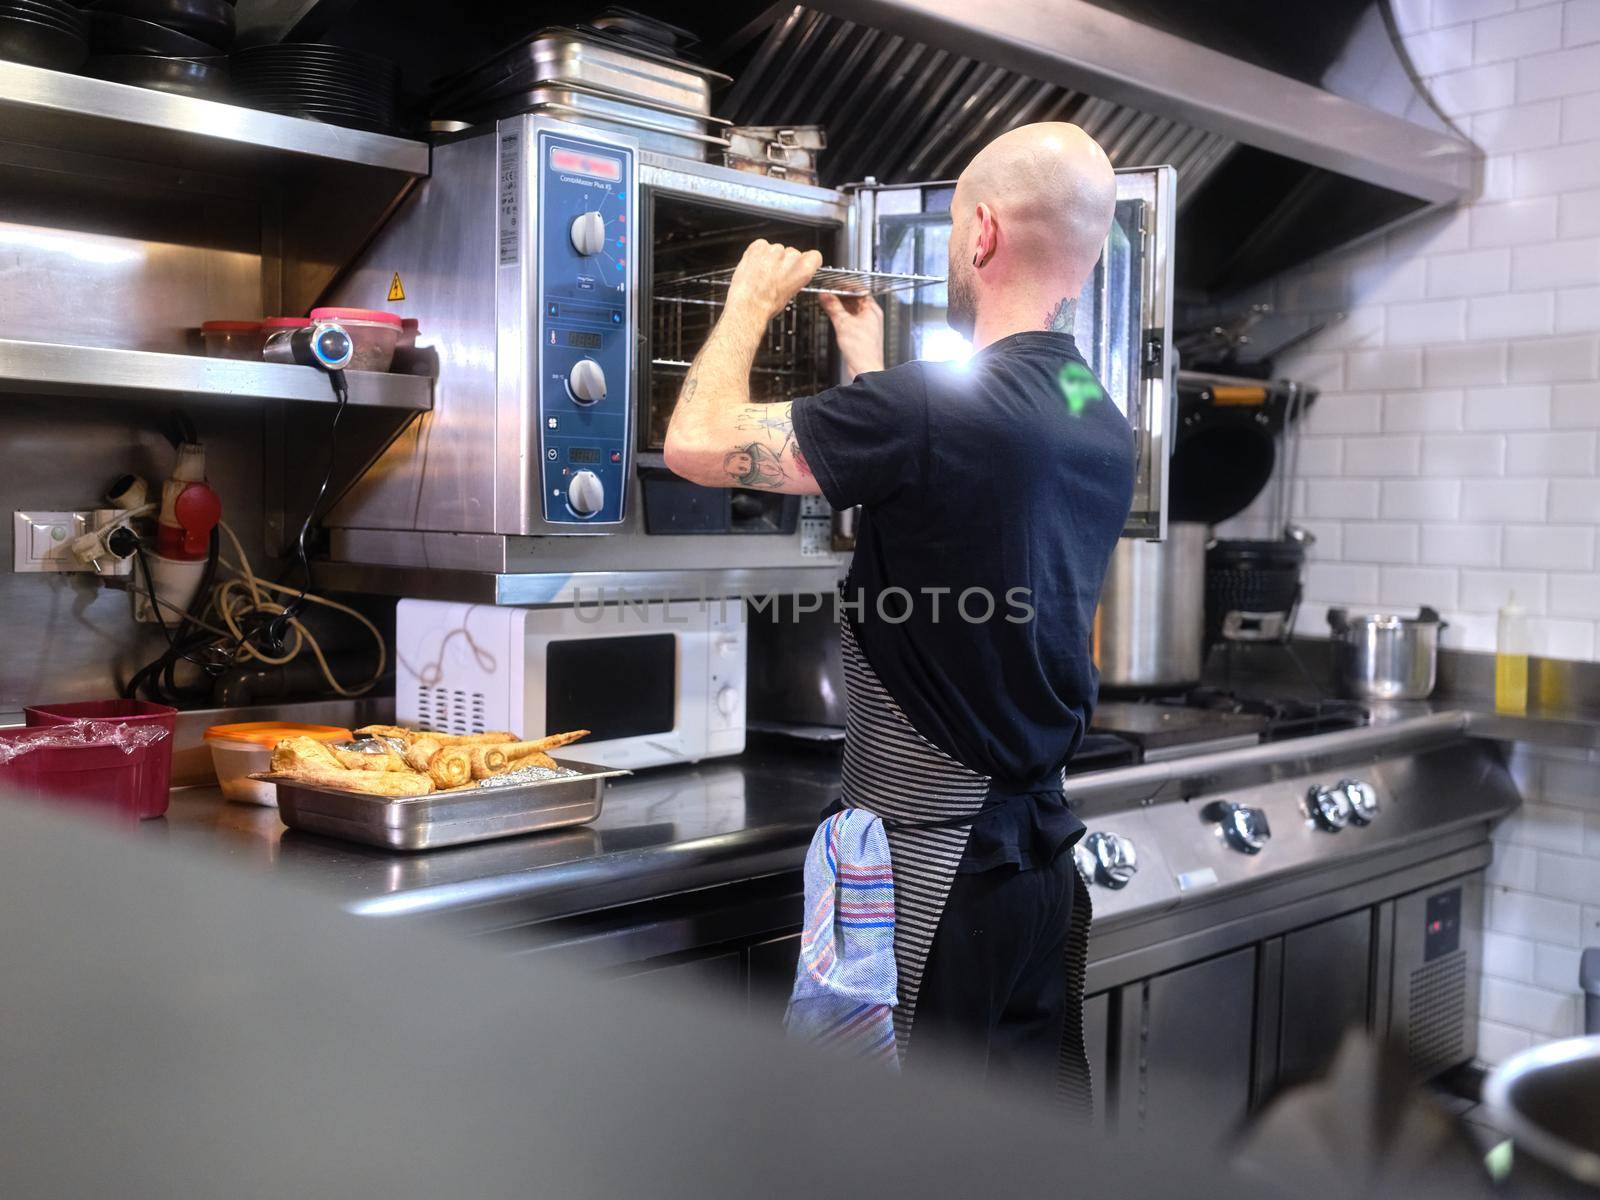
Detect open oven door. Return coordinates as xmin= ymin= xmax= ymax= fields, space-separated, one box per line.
xmin=850 ymin=166 xmax=1176 ymax=539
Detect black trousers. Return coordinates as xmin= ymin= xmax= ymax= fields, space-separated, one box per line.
xmin=907 ymin=850 xmax=1079 ymax=1093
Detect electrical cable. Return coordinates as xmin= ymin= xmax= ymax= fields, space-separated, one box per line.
xmin=267 ymin=368 xmax=348 ymax=650
xmin=213 ymin=520 xmax=386 ymax=697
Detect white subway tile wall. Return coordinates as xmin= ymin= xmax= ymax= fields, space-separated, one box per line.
xmin=1215 ymin=0 xmax=1600 ymax=659
xmin=1478 ymin=743 xmax=1600 ymax=1060
xmin=1199 ymin=6 xmax=1600 ymax=1058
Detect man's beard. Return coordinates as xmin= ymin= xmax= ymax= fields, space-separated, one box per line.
xmin=946 ymin=257 xmax=976 ymax=339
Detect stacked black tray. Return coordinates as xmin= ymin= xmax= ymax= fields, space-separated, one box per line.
xmin=230 ymin=43 xmax=401 ymax=135
xmin=0 ymin=0 xmax=90 ymax=72
xmin=85 ymin=0 xmax=234 ymax=99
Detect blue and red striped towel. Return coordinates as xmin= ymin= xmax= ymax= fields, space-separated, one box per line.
xmin=784 ymin=808 xmax=899 ymax=1067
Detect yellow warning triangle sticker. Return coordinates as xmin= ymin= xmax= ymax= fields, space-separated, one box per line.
xmin=387 ymin=272 xmax=406 ymax=302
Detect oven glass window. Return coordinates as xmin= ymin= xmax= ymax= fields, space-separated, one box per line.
xmin=547 ymin=634 xmax=676 ymax=741
xmin=645 ymin=193 xmax=836 ymax=450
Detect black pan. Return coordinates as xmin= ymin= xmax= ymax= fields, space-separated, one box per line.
xmin=231 ymin=43 xmax=396 ymax=78
xmin=87 ymin=0 xmax=232 ymax=49
xmin=88 ymin=52 xmax=227 ymax=97
xmin=4 ymin=0 xmax=88 ymax=35
xmin=234 ymin=83 xmax=393 ymax=109
xmin=0 ymin=11 xmax=87 ymax=69
xmin=231 ymin=69 xmax=394 ymax=94
xmin=91 ymin=10 xmax=220 ymax=55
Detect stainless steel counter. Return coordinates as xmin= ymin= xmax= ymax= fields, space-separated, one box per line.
xmin=144 ymin=701 xmax=1598 ymax=935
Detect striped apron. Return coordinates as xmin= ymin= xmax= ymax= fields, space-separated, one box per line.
xmin=838 ymin=618 xmax=1094 ymax=1119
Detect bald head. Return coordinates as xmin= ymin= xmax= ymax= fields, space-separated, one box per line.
xmin=946 ymin=123 xmax=1117 ymax=344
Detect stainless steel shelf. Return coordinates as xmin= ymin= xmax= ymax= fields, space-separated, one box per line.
xmin=0 ymin=339 xmax=433 ymax=411
xmin=0 ymin=60 xmax=429 ymax=178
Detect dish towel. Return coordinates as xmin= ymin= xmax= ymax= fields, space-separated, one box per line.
xmin=784 ymin=808 xmax=900 ymax=1067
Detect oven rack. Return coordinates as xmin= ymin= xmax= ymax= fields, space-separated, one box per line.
xmin=655 ymin=266 xmax=944 ymax=301
xmin=650 ymin=358 xmax=816 ymax=378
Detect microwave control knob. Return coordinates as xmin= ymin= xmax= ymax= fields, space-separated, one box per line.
xmin=1085 ymin=831 xmax=1138 ymax=889
xmin=567 ymin=358 xmax=606 ymax=404
xmin=570 ymin=211 xmax=606 ymax=256
xmin=566 ymin=470 xmax=604 ymax=518
xmin=1340 ymin=779 xmax=1379 ymax=825
xmin=715 ymin=685 xmax=740 ymax=718
xmin=1307 ymin=784 xmax=1353 ymax=832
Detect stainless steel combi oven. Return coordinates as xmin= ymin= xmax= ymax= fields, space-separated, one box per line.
xmin=320 ymin=113 xmax=1176 ymax=585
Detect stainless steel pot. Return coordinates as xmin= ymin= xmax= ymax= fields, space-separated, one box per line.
xmin=1326 ymin=606 xmax=1446 ymax=700
xmin=1095 ymin=522 xmax=1207 ymax=691
xmin=1485 ymin=1035 xmax=1600 ymax=1190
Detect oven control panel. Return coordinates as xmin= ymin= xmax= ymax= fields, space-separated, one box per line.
xmin=536 ymin=130 xmax=633 ymax=525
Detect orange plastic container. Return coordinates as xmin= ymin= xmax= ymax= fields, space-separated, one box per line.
xmin=204 ymin=721 xmax=352 ymax=806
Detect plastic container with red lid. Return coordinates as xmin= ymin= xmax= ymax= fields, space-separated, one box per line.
xmin=204 ymin=721 xmax=353 ymax=806
xmin=309 ymin=306 xmax=401 ymax=372
xmin=200 ymin=320 xmax=265 ymax=361
xmin=261 ymin=316 xmax=312 ymax=330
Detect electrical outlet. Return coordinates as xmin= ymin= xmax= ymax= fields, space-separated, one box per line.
xmin=13 ymin=510 xmax=131 ymax=575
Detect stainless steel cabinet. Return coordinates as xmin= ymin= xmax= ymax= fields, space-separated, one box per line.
xmin=851 ymin=166 xmax=1177 ymax=538
xmin=1118 ymin=947 xmax=1257 ymax=1143
xmin=1276 ymin=910 xmax=1374 ymax=1087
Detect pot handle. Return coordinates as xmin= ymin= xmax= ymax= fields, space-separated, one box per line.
xmin=1327 ymin=607 xmax=1349 ymax=633
xmin=1418 ymin=605 xmax=1447 ymax=628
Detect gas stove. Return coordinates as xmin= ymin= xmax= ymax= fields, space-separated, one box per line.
xmin=1080 ymin=689 xmax=1369 ymax=768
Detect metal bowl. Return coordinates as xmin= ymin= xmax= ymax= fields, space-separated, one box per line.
xmin=1485 ymin=1035 xmax=1600 ymax=1189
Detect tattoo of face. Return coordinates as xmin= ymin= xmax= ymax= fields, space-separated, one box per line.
xmin=1045 ymin=296 xmax=1076 ymax=333
xmin=723 ymin=443 xmax=786 ymax=488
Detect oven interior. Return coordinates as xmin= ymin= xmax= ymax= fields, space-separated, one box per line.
xmin=639 ymin=191 xmax=841 ymax=534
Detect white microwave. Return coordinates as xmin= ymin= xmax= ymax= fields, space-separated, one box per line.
xmin=394 ymin=598 xmax=746 ymax=769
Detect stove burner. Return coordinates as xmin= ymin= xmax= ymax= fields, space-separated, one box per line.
xmin=1166 ymin=689 xmax=1369 ymax=741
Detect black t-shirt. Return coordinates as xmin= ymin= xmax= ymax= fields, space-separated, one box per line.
xmin=791 ymin=331 xmax=1136 ymax=794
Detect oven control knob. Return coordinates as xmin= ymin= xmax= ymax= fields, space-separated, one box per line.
xmin=566 ymin=470 xmax=604 ymax=517
xmin=570 ymin=210 xmax=606 ymax=256
xmin=1210 ymin=802 xmax=1270 ymax=854
xmin=1084 ymin=831 xmax=1138 ymax=889
xmin=567 ymin=358 xmax=606 ymax=404
xmin=716 ymin=686 xmax=741 ymax=717
xmin=1307 ymin=784 xmax=1353 ymax=831
xmin=1339 ymin=779 xmax=1379 ymax=825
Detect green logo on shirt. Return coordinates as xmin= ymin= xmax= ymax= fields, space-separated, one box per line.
xmin=1057 ymin=362 xmax=1102 ymax=416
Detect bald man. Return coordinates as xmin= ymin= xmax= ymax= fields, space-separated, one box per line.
xmin=664 ymin=124 xmax=1136 ymax=1089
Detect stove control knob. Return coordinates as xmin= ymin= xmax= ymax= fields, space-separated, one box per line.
xmin=1339 ymin=778 xmax=1379 ymax=825
xmin=570 ymin=210 xmax=606 ymax=256
xmin=1073 ymin=843 xmax=1096 ymax=885
xmin=1085 ymin=831 xmax=1138 ymax=889
xmin=1307 ymin=784 xmax=1353 ymax=832
xmin=1212 ymin=802 xmax=1270 ymax=854
xmin=566 ymin=470 xmax=604 ymax=518
xmin=567 ymin=358 xmax=606 ymax=404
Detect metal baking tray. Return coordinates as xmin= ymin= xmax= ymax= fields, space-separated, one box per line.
xmin=432 ymin=26 xmax=729 ymax=120
xmin=273 ymin=759 xmax=630 ymax=851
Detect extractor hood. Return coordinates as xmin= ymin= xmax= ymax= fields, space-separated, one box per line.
xmin=713 ymin=0 xmax=1478 ymax=298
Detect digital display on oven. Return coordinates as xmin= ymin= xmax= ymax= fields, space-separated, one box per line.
xmin=568 ymin=447 xmax=600 ymax=464
xmin=566 ymin=330 xmax=603 ymax=349
xmin=547 ymin=634 xmax=674 ymax=741
xmin=549 ymin=146 xmax=621 ymax=181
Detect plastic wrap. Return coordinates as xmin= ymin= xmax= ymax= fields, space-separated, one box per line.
xmin=0 ymin=718 xmax=169 ymax=765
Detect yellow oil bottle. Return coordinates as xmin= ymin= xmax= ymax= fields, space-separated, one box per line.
xmin=1495 ymin=594 xmax=1529 ymax=715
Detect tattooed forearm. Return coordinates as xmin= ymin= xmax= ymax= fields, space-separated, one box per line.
xmin=1045 ymin=296 xmax=1076 ymax=333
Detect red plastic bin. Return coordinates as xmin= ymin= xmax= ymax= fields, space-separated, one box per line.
xmin=23 ymin=700 xmax=177 ymax=819
xmin=0 ymin=728 xmax=153 ymax=819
